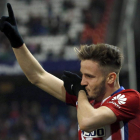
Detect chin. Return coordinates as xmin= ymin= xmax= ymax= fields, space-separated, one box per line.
xmin=87 ymin=95 xmax=94 ymax=100
xmin=87 ymin=93 xmax=97 ymax=100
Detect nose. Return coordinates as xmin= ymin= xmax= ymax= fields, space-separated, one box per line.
xmin=81 ymin=75 xmax=87 ymax=86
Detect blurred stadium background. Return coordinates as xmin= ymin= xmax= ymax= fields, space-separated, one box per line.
xmin=0 ymin=0 xmax=139 ymax=139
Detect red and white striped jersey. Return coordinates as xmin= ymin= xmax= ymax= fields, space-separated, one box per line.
xmin=66 ymin=87 xmax=140 ymax=140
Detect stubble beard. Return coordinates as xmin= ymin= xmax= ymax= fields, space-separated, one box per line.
xmin=87 ymin=78 xmax=106 ymax=101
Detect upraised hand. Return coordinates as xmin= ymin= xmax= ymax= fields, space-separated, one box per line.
xmin=0 ymin=3 xmax=24 ymax=48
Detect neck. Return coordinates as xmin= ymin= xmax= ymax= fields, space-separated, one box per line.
xmin=96 ymin=83 xmax=120 ymax=102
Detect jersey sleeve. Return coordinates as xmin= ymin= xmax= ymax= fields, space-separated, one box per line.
xmin=102 ymin=90 xmax=140 ymax=121
xmin=65 ymin=91 xmax=77 ymax=107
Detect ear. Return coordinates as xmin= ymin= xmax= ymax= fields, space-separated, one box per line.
xmin=107 ymin=72 xmax=117 ymax=84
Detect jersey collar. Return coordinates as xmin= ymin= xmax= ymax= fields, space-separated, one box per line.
xmin=111 ymin=86 xmax=125 ymax=96
xmin=101 ymin=86 xmax=125 ymax=105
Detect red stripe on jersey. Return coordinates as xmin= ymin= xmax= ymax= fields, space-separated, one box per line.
xmin=66 ymin=92 xmax=77 ymax=107
xmin=78 ymin=130 xmax=82 ymax=140
xmin=111 ymin=122 xmax=121 ymax=140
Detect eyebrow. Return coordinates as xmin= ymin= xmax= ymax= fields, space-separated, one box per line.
xmin=80 ymin=71 xmax=95 ymax=78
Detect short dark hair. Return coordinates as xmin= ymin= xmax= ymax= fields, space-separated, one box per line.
xmin=75 ymin=43 xmax=124 ymax=74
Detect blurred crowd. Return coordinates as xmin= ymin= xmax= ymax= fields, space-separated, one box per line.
xmin=0 ymin=100 xmax=78 ymax=140
xmin=0 ymin=0 xmax=112 ymax=63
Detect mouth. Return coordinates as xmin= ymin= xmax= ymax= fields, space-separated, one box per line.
xmin=85 ymin=88 xmax=89 ymax=95
xmin=85 ymin=87 xmax=89 ymax=91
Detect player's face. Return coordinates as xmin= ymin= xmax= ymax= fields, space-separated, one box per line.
xmin=80 ymin=60 xmax=107 ymax=101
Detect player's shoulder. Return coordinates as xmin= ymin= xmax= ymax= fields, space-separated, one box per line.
xmin=105 ymin=88 xmax=140 ymax=112
xmin=120 ymin=89 xmax=140 ymax=97
xmin=110 ymin=88 xmax=140 ymax=105
xmin=121 ymin=88 xmax=139 ymax=93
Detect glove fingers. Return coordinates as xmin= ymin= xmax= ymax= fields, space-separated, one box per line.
xmin=7 ymin=3 xmax=16 ymax=25
xmin=61 ymin=74 xmax=71 ymax=82
xmin=61 ymin=74 xmax=66 ymax=81
xmin=62 ymin=74 xmax=74 ymax=95
xmin=63 ymin=71 xmax=82 ymax=82
xmin=0 ymin=16 xmax=9 ymax=26
xmin=0 ymin=19 xmax=6 ymax=31
xmin=1 ymin=16 xmax=9 ymax=21
xmin=1 ymin=21 xmax=12 ymax=33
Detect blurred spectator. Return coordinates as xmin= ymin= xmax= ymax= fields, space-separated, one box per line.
xmin=82 ymin=0 xmax=106 ymax=28
xmin=47 ymin=15 xmax=61 ymax=35
xmin=64 ymin=35 xmax=75 ymax=46
xmin=80 ymin=0 xmax=109 ymax=44
xmin=27 ymin=14 xmax=47 ymax=36
xmin=62 ymin=0 xmax=75 ymax=11
xmin=46 ymin=0 xmax=53 ymax=18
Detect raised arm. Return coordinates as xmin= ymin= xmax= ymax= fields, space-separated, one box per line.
xmin=13 ymin=44 xmax=66 ymax=102
xmin=0 ymin=3 xmax=66 ymax=102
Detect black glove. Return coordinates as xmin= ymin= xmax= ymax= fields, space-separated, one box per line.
xmin=62 ymin=71 xmax=86 ymax=97
xmin=0 ymin=3 xmax=24 ymax=48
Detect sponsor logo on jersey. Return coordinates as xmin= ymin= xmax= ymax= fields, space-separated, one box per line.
xmin=112 ymin=94 xmax=127 ymax=105
xmin=108 ymin=94 xmax=127 ymax=108
xmin=82 ymin=127 xmax=105 ymax=138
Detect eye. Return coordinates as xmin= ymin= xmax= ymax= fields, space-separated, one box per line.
xmin=85 ymin=74 xmax=93 ymax=78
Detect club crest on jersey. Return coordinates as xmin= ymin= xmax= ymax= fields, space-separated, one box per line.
xmin=82 ymin=127 xmax=105 ymax=138
xmin=108 ymin=94 xmax=127 ymax=108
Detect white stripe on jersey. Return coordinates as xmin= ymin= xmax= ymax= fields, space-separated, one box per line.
xmin=81 ymin=133 xmax=85 ymax=140
xmin=103 ymin=125 xmax=111 ymax=140
xmin=120 ymin=121 xmax=124 ymax=140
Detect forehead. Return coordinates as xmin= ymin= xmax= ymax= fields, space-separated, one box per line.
xmin=80 ymin=60 xmax=102 ymax=74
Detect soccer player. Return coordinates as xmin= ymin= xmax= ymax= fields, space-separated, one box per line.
xmin=0 ymin=3 xmax=140 ymax=140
